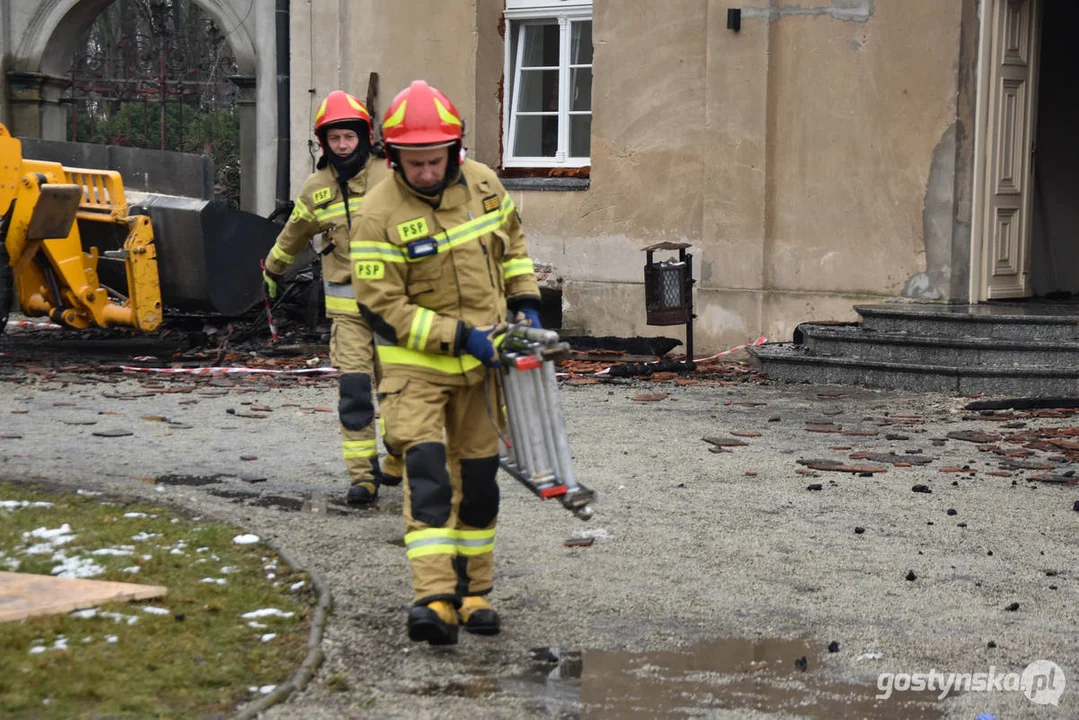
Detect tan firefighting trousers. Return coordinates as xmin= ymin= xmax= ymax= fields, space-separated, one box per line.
xmin=378 ymin=373 xmax=502 ymax=606
xmin=328 ymin=313 xmax=402 ymax=486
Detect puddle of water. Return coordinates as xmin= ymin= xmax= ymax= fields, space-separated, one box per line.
xmin=512 ymin=638 xmax=943 ymax=719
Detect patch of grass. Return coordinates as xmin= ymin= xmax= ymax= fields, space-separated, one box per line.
xmin=0 ymin=480 xmax=313 ymax=720
xmin=324 ymin=672 xmax=350 ymax=693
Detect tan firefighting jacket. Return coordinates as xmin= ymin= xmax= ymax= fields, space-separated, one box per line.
xmin=264 ymin=158 xmax=391 ymax=316
xmin=349 ymin=159 xmax=541 ymax=386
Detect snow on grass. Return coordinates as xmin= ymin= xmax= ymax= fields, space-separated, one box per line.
xmin=259 ymin=633 xmax=277 ymax=643
xmin=51 ymin=556 xmax=105 ymax=579
xmin=200 ymin=578 xmax=227 ymax=585
xmin=240 ymin=608 xmax=294 ymax=620
xmin=99 ymin=612 xmax=138 ymax=625
xmin=233 ymin=534 xmax=260 ymax=545
xmin=24 ymin=543 xmax=61 ymax=555
xmin=90 ymin=547 xmax=134 ymax=556
xmin=131 ymin=532 xmax=160 ymax=542
xmin=28 ymin=637 xmax=69 ymax=653
xmin=0 ymin=500 xmax=54 ymax=510
xmin=140 ymin=606 xmax=170 ymax=616
xmin=122 ymin=512 xmax=147 ymax=519
xmin=24 ymin=524 xmax=74 ymax=540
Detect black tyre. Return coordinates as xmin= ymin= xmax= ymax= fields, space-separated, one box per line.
xmin=0 ymin=211 xmax=13 ymax=336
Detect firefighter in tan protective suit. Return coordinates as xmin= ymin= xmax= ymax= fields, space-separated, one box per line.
xmin=262 ymin=90 xmax=403 ymax=505
xmin=350 ymin=80 xmax=542 ymax=646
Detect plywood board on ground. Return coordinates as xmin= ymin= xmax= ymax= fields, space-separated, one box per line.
xmin=0 ymin=571 xmax=167 ymax=622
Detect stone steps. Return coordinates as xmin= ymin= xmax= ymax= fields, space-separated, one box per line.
xmin=748 ymin=302 xmax=1079 ymax=397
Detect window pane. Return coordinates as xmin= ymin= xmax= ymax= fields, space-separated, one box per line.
xmin=571 ymin=21 xmax=593 ymax=65
xmin=514 ymin=116 xmax=559 ymax=157
xmin=571 ymin=68 xmax=592 ymax=112
xmin=521 ymin=23 xmax=560 ymax=68
xmin=569 ymin=114 xmax=591 ymax=158
xmin=517 ymin=69 xmax=559 ymax=113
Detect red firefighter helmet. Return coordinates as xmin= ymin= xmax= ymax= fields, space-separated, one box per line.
xmin=313 ymin=90 xmax=373 ymax=145
xmin=381 ymin=80 xmax=463 ymax=148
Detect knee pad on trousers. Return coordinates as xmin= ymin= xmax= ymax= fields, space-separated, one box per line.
xmin=458 ymin=455 xmax=500 ymax=528
xmin=339 ymin=373 xmax=374 ymax=431
xmin=406 ymin=442 xmax=452 ymax=527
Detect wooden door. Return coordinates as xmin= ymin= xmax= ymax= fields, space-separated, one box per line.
xmin=984 ymin=0 xmax=1042 ymax=298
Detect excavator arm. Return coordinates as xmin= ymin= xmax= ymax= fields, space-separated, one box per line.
xmin=0 ymin=123 xmax=162 ymax=332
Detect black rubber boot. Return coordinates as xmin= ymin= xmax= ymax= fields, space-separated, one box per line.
xmin=345 ymin=479 xmax=378 ymax=505
xmin=407 ymin=600 xmax=459 ymax=646
xmin=459 ymin=596 xmax=500 ymax=635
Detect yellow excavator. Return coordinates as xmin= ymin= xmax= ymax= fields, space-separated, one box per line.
xmin=0 ymin=122 xmax=279 ymax=335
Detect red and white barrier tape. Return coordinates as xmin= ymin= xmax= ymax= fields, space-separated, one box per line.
xmin=119 ymin=365 xmax=337 ymax=376
xmin=693 ymin=335 xmax=768 ymax=363
xmin=6 ymin=320 xmax=63 ymax=330
xmin=590 ymin=335 xmax=768 ymax=376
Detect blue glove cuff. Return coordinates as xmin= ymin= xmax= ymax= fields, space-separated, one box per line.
xmin=464 ymin=327 xmax=501 ymax=368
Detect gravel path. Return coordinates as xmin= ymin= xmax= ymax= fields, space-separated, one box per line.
xmin=1 ymin=365 xmax=1077 ymax=719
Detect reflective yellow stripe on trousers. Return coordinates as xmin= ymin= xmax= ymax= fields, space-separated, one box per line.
xmin=405 ymin=527 xmax=458 ymax=560
xmin=405 ymin=527 xmax=496 ymax=560
xmin=342 ymin=439 xmax=377 ymax=459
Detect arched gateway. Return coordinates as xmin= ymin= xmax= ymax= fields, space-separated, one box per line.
xmin=0 ymin=0 xmax=277 ymax=214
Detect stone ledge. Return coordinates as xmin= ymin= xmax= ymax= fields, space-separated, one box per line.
xmin=501 ymin=177 xmax=590 ymax=192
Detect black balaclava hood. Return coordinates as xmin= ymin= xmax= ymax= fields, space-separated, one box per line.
xmin=316 ymin=120 xmax=371 ymax=182
xmin=389 ymin=140 xmax=462 ymax=201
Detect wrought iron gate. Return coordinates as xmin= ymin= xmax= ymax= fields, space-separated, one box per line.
xmin=63 ymin=0 xmax=240 ymax=205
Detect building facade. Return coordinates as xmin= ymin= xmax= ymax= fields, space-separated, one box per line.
xmin=5 ymin=1 xmax=1072 ymax=355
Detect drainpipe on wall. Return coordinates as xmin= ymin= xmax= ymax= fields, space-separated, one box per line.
xmin=275 ymin=0 xmax=290 ymax=208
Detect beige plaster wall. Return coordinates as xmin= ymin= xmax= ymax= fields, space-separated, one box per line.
xmin=526 ymin=0 xmax=964 ymax=354
xmin=764 ymin=0 xmax=962 ymax=295
xmin=296 ymin=0 xmax=966 ymax=355
xmin=289 ymin=0 xmax=480 ymax=192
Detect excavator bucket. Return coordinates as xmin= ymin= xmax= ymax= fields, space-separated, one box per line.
xmin=84 ymin=192 xmax=279 ymax=317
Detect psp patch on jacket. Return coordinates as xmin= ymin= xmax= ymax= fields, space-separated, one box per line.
xmin=397 ymin=217 xmax=429 ymax=242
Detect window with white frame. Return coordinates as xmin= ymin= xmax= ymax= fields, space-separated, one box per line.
xmin=503 ymin=0 xmax=592 ymax=168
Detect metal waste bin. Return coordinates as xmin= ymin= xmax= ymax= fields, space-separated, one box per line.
xmin=643 ymin=241 xmax=695 ymax=359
